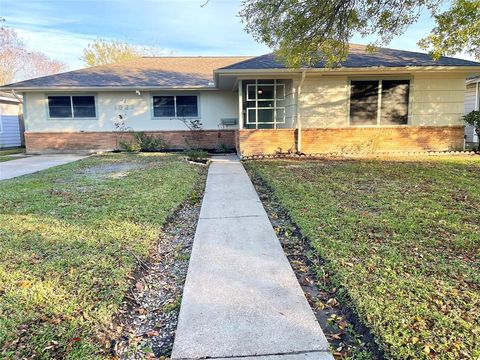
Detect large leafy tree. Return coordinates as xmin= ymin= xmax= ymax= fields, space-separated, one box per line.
xmin=0 ymin=20 xmax=67 ymax=85
xmin=239 ymin=0 xmax=480 ymax=67
xmin=81 ymin=39 xmax=141 ymax=67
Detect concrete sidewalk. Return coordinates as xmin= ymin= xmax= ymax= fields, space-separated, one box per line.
xmin=0 ymin=154 xmax=87 ymax=180
xmin=171 ymin=155 xmax=332 ymax=360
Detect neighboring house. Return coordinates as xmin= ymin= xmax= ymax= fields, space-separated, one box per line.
xmin=1 ymin=44 xmax=480 ymax=156
xmin=0 ymin=91 xmax=24 ymax=149
xmin=465 ymin=76 xmax=479 ymax=145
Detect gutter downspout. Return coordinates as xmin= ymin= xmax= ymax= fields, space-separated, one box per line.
xmin=297 ymin=70 xmax=306 ymax=154
xmin=11 ymin=90 xmax=23 ymax=104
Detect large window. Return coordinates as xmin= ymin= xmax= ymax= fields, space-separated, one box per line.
xmin=153 ymin=95 xmax=198 ymax=118
xmin=350 ymin=80 xmax=409 ymax=126
xmin=244 ymin=80 xmax=286 ymax=129
xmin=48 ymin=95 xmax=96 ymax=118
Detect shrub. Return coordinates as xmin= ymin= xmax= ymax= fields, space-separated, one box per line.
xmin=183 ymin=149 xmax=209 ymax=162
xmin=118 ymin=132 xmax=166 ymax=153
xmin=216 ymin=143 xmax=231 ymax=153
xmin=135 ymin=132 xmax=166 ymax=152
xmin=119 ymin=139 xmax=141 ymax=152
xmin=463 ymin=110 xmax=480 ymax=149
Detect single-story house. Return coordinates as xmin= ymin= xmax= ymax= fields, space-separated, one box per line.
xmin=1 ymin=44 xmax=480 ymax=156
xmin=0 ymin=91 xmax=24 ymax=149
xmin=465 ymin=76 xmax=479 ymax=145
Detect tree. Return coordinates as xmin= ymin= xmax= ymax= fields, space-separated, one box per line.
xmin=81 ymin=39 xmax=140 ymax=67
xmin=0 ymin=21 xmax=67 ymax=85
xmin=418 ymin=0 xmax=480 ymax=61
xmin=239 ymin=0 xmax=480 ymax=67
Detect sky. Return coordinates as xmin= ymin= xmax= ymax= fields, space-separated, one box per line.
xmin=0 ymin=0 xmax=473 ymax=71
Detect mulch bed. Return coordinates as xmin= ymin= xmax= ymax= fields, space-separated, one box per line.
xmin=106 ymin=201 xmax=201 ymax=359
xmin=249 ymin=172 xmax=384 ymax=360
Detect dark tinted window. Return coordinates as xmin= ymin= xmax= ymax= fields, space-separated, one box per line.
xmin=350 ymin=81 xmax=379 ymax=125
xmin=48 ymin=96 xmax=72 ymax=118
xmin=72 ymin=96 xmax=96 ymax=118
xmin=176 ymin=96 xmax=198 ymax=117
xmin=153 ymin=96 xmax=175 ymax=117
xmin=380 ymin=80 xmax=409 ymax=125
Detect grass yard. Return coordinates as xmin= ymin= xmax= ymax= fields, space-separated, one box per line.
xmin=245 ymin=156 xmax=480 ymax=359
xmin=0 ymin=153 xmax=205 ymax=359
xmin=0 ymin=148 xmax=25 ymax=162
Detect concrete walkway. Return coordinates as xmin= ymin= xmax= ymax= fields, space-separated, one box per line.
xmin=172 ymin=155 xmax=332 ymax=360
xmin=0 ymin=154 xmax=87 ymax=180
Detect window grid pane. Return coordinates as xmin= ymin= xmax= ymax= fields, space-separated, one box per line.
xmin=48 ymin=96 xmax=72 ymax=118
xmin=176 ymin=95 xmax=198 ymax=117
xmin=72 ymin=96 xmax=96 ymax=118
xmin=350 ymin=81 xmax=379 ymax=126
xmin=243 ymin=80 xmax=286 ymax=129
xmin=153 ymin=96 xmax=175 ymax=117
xmin=380 ymin=80 xmax=409 ymax=125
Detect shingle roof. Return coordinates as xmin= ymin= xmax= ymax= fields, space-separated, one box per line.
xmin=1 ymin=56 xmax=252 ymax=89
xmin=221 ymin=44 xmax=480 ymax=70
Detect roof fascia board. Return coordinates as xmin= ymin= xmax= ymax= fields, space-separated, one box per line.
xmin=216 ymin=66 xmax=480 ymax=76
xmin=0 ymin=86 xmax=221 ymax=92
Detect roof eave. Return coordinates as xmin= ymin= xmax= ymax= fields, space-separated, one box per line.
xmin=0 ymin=85 xmax=221 ymax=92
xmin=216 ymin=65 xmax=480 ymax=76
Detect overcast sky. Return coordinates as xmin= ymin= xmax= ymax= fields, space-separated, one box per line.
xmin=0 ymin=0 xmax=473 ymax=71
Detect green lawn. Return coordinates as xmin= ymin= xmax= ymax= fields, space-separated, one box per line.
xmin=245 ymin=156 xmax=480 ymax=360
xmin=0 ymin=153 xmax=205 ymax=359
xmin=0 ymin=148 xmax=25 ymax=162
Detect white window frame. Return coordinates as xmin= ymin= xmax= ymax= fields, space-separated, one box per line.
xmin=347 ymin=78 xmax=411 ymax=127
xmin=46 ymin=94 xmax=98 ymax=120
xmin=245 ymin=80 xmax=286 ymax=129
xmin=151 ymin=94 xmax=200 ymax=119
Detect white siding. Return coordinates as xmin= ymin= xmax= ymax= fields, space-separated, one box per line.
xmin=464 ymin=83 xmax=478 ymax=143
xmin=410 ymin=73 xmax=466 ymax=126
xmin=297 ymin=72 xmax=468 ymax=128
xmin=299 ymin=76 xmax=349 ymax=127
xmin=24 ymin=90 xmax=238 ymax=132
xmin=0 ymin=102 xmax=22 ymax=148
xmin=279 ymin=80 xmax=295 ymax=129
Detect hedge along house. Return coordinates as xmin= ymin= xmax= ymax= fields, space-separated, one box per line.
xmin=2 ymin=44 xmax=480 ymax=155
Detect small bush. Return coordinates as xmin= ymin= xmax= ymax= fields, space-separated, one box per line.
xmin=463 ymin=110 xmax=480 ymax=149
xmin=183 ymin=149 xmax=209 ymax=162
xmin=135 ymin=132 xmax=166 ymax=152
xmin=118 ymin=132 xmax=166 ymax=153
xmin=216 ymin=143 xmax=231 ymax=153
xmin=119 ymin=140 xmax=141 ymax=152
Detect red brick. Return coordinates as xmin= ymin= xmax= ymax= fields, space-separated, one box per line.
xmin=25 ymin=130 xmax=236 ymax=154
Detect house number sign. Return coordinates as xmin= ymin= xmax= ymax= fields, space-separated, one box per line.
xmin=115 ymin=104 xmax=135 ymax=110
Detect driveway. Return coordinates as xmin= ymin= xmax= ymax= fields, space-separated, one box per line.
xmin=0 ymin=154 xmax=88 ymax=180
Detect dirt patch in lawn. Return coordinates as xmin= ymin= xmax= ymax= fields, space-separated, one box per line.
xmin=78 ymin=162 xmax=147 ymax=179
xmin=105 ymin=188 xmax=202 ymax=359
xmin=249 ymin=172 xmax=383 ymax=360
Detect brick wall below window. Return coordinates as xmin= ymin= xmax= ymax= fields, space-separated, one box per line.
xmin=238 ymin=126 xmax=465 ymax=156
xmin=25 ymin=130 xmax=236 ymax=154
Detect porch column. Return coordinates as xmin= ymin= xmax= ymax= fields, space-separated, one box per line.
xmin=238 ymin=80 xmax=243 ymax=130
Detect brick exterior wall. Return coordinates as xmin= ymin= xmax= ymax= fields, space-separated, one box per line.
xmin=238 ymin=126 xmax=465 ymax=156
xmin=25 ymin=130 xmax=236 ymax=154
xmin=26 ymin=126 xmax=464 ymax=155
xmin=237 ymin=129 xmax=297 ymax=156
